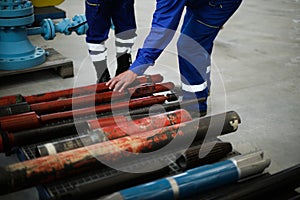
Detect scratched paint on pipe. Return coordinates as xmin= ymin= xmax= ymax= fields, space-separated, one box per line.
xmin=100 ymin=109 xmax=192 ymax=140
xmin=4 ymin=119 xmax=195 ymax=190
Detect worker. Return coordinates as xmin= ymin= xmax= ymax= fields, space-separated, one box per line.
xmin=106 ymin=0 xmax=242 ymax=117
xmin=85 ymin=0 xmax=137 ymax=83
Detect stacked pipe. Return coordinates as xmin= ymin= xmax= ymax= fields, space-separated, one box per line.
xmin=0 ymin=74 xmax=182 ymax=153
xmin=0 ymin=97 xmax=207 ymax=155
xmin=0 ymin=74 xmax=163 ymax=108
xmin=100 ymin=152 xmax=271 ymax=200
xmin=0 ymin=74 xmax=172 ymax=130
xmin=0 ymin=110 xmax=241 ymax=195
xmin=0 ymin=74 xmax=246 ymax=199
xmin=44 ymin=141 xmax=234 ymax=200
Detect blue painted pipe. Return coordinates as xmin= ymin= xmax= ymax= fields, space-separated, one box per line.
xmin=27 ymin=15 xmax=88 ymax=40
xmin=101 ymin=152 xmax=271 ymax=200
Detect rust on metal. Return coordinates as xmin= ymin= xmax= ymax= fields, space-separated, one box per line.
xmin=100 ymin=109 xmax=192 ymax=140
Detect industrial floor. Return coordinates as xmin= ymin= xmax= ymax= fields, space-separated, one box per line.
xmin=1 ymin=0 xmax=299 ymax=199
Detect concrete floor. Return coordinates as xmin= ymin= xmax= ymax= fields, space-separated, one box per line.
xmin=1 ymin=0 xmax=299 ymax=199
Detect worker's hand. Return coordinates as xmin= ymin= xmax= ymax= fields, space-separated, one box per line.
xmin=106 ymin=70 xmax=138 ymax=92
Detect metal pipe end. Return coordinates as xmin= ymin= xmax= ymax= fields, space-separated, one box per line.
xmin=230 ymin=151 xmax=271 ymax=179
xmin=97 ymin=192 xmax=124 ymax=200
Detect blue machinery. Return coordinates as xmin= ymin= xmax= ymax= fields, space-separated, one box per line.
xmin=0 ymin=0 xmax=87 ymax=70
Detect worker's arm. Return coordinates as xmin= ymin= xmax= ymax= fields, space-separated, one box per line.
xmin=107 ymin=0 xmax=186 ymax=91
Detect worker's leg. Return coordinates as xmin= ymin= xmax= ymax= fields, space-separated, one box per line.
xmin=112 ymin=0 xmax=137 ymax=76
xmin=85 ymin=0 xmax=112 ymax=83
xmin=177 ymin=0 xmax=242 ymax=116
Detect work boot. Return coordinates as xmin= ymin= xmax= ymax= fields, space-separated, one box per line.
xmin=115 ymin=53 xmax=132 ymax=76
xmin=93 ymin=60 xmax=111 ymax=83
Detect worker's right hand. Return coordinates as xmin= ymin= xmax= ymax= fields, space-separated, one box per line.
xmin=106 ymin=70 xmax=138 ymax=92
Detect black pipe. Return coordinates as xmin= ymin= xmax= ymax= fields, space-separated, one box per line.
xmin=0 ymin=102 xmax=30 ymax=117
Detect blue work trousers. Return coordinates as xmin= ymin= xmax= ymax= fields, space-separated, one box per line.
xmin=85 ymin=0 xmax=137 ymax=44
xmin=178 ymin=0 xmax=242 ymax=112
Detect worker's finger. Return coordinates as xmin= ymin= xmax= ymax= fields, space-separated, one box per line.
xmin=106 ymin=79 xmax=112 ymax=86
xmin=113 ymin=80 xmax=124 ymax=92
xmin=107 ymin=78 xmax=118 ymax=90
xmin=119 ymin=83 xmax=129 ymax=93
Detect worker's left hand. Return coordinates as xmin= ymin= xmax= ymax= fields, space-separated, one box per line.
xmin=106 ymin=70 xmax=138 ymax=92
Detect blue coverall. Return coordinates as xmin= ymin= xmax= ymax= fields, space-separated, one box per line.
xmin=129 ymin=0 xmax=242 ymax=113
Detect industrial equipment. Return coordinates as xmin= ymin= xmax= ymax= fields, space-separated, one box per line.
xmin=0 ymin=0 xmax=87 ymax=70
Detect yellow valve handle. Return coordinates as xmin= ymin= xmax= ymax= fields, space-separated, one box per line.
xmin=31 ymin=0 xmax=64 ymax=7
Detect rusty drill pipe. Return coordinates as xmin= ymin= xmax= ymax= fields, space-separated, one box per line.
xmin=23 ymin=74 xmax=163 ymax=104
xmin=50 ymin=141 xmax=233 ymax=200
xmin=0 ymin=119 xmax=193 ymax=194
xmin=0 ymin=115 xmax=128 ymax=155
xmin=29 ymin=82 xmax=174 ymax=114
xmin=0 ymin=111 xmax=239 ymax=195
xmin=36 ymin=109 xmax=193 ymax=156
xmin=0 ymin=98 xmax=206 ymax=155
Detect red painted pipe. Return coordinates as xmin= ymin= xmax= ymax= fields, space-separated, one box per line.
xmin=87 ymin=115 xmax=128 ymax=130
xmin=0 ymin=95 xmax=23 ymax=107
xmin=29 ymin=82 xmax=174 ymax=114
xmin=40 ymin=94 xmax=175 ymax=123
xmin=0 ymin=112 xmax=40 ymax=132
xmin=93 ymin=109 xmax=192 ymax=140
xmin=23 ymin=74 xmax=163 ymax=104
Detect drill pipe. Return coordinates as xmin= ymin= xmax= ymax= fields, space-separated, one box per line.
xmin=196 ymin=164 xmax=300 ymax=200
xmin=39 ymin=94 xmax=178 ymax=123
xmin=48 ymin=141 xmax=233 ymax=200
xmin=0 ymin=115 xmax=128 ymax=155
xmin=0 ymin=94 xmax=23 ymax=107
xmin=0 ymin=94 xmax=177 ymax=132
xmin=101 ymin=152 xmax=270 ymax=200
xmin=37 ymin=109 xmax=240 ymax=157
xmin=176 ymin=141 xmax=233 ymax=171
xmin=36 ymin=109 xmax=193 ymax=156
xmin=23 ymin=74 xmax=163 ymax=104
xmin=0 ymin=102 xmax=30 ymax=117
xmin=29 ymin=82 xmax=174 ymax=114
xmin=0 ymin=111 xmax=239 ymax=194
xmin=0 ymin=74 xmax=163 ymax=116
xmin=0 ymin=112 xmax=40 ymax=132
xmin=0 ymin=97 xmax=205 ymax=155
